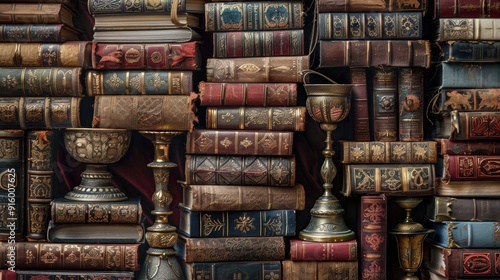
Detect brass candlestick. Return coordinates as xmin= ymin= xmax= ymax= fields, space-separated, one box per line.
xmin=138 ymin=131 xmax=185 ymax=280
xmin=389 ymin=197 xmax=433 ymax=280
xmin=299 ymin=70 xmax=355 ymax=242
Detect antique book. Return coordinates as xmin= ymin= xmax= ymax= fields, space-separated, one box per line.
xmin=318 ymin=12 xmax=422 ymax=40
xmin=199 ymin=81 xmax=298 ymax=106
xmin=317 ymin=0 xmax=427 ymax=13
xmin=178 ymin=205 xmax=296 ymax=237
xmin=0 ymin=242 xmax=140 ymax=271
xmin=433 ymin=111 xmax=500 ymax=140
xmin=434 ymin=0 xmax=500 ymax=18
xmin=88 ymin=0 xmax=205 ymax=14
xmin=92 ymin=94 xmax=198 ymax=131
xmin=186 ymin=129 xmax=294 ymax=156
xmin=318 ymin=40 xmax=431 ymax=68
xmin=0 ymin=42 xmax=91 ymax=68
xmin=0 ymin=3 xmax=75 ymax=27
xmin=398 ymin=67 xmax=424 ymax=141
xmin=183 ymin=261 xmax=281 ymax=280
xmin=431 ymin=221 xmax=500 ymax=248
xmin=86 ymin=70 xmax=193 ymax=95
xmin=433 ymin=41 xmax=500 ymax=63
xmin=281 ymin=260 xmax=358 ymax=280
xmin=0 ymin=24 xmax=79 ymax=42
xmin=372 ymin=67 xmax=398 ymax=141
xmin=436 ymin=179 xmax=500 ymax=197
xmin=205 ymin=107 xmax=306 ymax=131
xmin=92 ymin=28 xmax=202 ymax=43
xmin=342 ymin=163 xmax=436 ymax=196
xmin=340 ymin=141 xmax=438 ymax=164
xmin=435 ymin=138 xmax=500 ymax=155
xmin=175 ymin=235 xmax=285 ymax=262
xmin=431 ymin=88 xmax=500 ymax=114
xmin=180 ymin=183 xmax=306 ymax=211
xmin=93 ymin=13 xmax=200 ymax=31
xmin=213 ymin=30 xmax=304 ymax=58
xmin=0 ymin=130 xmax=24 ymax=242
xmin=289 ymin=239 xmax=358 ymax=261
xmin=439 ymin=154 xmax=500 ymax=181
xmin=6 ymin=0 xmax=77 ymax=8
xmin=424 ymin=242 xmax=500 ymax=279
xmin=0 ymin=67 xmax=82 ymax=97
xmin=433 ymin=18 xmax=500 ymax=41
xmin=15 ymin=270 xmax=135 ymax=280
xmin=430 ymin=62 xmax=500 ymax=88
xmin=206 ymin=56 xmax=309 ymax=83
xmin=426 ymin=196 xmax=500 ymax=222
xmin=350 ymin=68 xmax=370 ymax=141
xmin=184 ymin=155 xmax=296 ymax=186
xmin=360 ymin=194 xmax=387 ymax=280
xmin=0 ymin=97 xmax=80 ymax=129
xmin=51 ymin=197 xmax=143 ymax=224
xmin=26 ymin=130 xmax=57 ymax=241
xmin=205 ymin=2 xmax=304 ymax=31
xmin=46 ymin=223 xmax=145 ymax=243
xmin=92 ymin=41 xmax=202 ymax=70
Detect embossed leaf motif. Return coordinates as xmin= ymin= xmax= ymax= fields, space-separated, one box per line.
xmin=203 ymin=214 xmax=225 ymax=236
xmin=234 ymin=213 xmax=255 ymax=233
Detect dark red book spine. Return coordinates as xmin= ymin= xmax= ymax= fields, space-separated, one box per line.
xmin=442 ymin=154 xmax=500 ymax=180
xmin=289 ymin=239 xmax=358 ymax=261
xmin=434 ymin=0 xmax=500 ymax=18
xmin=350 ymin=68 xmax=370 ymax=141
xmin=437 ymin=138 xmax=500 ymax=155
xmin=398 ymin=68 xmax=424 ymax=141
xmin=372 ymin=67 xmax=398 ymax=141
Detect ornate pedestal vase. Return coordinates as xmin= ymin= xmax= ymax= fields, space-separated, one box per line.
xmin=298 ymin=70 xmax=356 ymax=242
xmin=138 ymin=131 xmax=185 ymax=280
xmin=389 ymin=197 xmax=433 ymax=280
xmin=63 ymin=128 xmax=131 ymax=201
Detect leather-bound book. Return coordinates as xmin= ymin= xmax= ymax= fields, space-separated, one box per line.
xmin=431 ymin=88 xmax=500 ymax=113
xmin=372 ymin=67 xmax=398 ymax=141
xmin=92 ymin=41 xmax=202 ymax=70
xmin=433 ymin=18 xmax=500 ymax=41
xmin=317 ymin=0 xmax=427 ymax=13
xmin=205 ymin=2 xmax=304 ymax=31
xmin=289 ymin=239 xmax=357 ymax=261
xmin=0 ymin=3 xmax=75 ymax=27
xmin=431 ymin=221 xmax=500 ymax=248
xmin=185 ymin=155 xmax=295 ymax=186
xmin=199 ymin=81 xmax=298 ymax=106
xmin=434 ymin=0 xmax=500 ymax=18
xmin=398 ymin=67 xmax=424 ymax=141
xmin=433 ymin=41 xmax=500 ymax=63
xmin=340 ymin=141 xmax=438 ymax=163
xmin=0 ymin=24 xmax=79 ymax=42
xmin=0 ymin=42 xmax=91 ymax=68
xmin=5 ymin=0 xmax=77 ymax=8
xmin=433 ymin=111 xmax=500 ymax=140
xmin=430 ymin=62 xmax=500 ymax=88
xmin=180 ymin=182 xmax=306 ymax=211
xmin=435 ymin=138 xmax=500 ymax=155
xmin=436 ymin=179 xmax=500 ymax=197
xmin=46 ymin=223 xmax=145 ymax=244
xmin=319 ymin=40 xmax=431 ymax=68
xmin=342 ymin=163 xmax=436 ymax=196
xmin=426 ymin=196 xmax=500 ymax=222
xmin=206 ymin=56 xmax=309 ymax=83
xmin=0 ymin=97 xmax=80 ymax=129
xmin=281 ymin=260 xmax=358 ymax=280
xmin=350 ymin=68 xmax=370 ymax=141
xmin=186 ymin=129 xmax=294 ymax=156
xmin=439 ymin=154 xmax=500 ymax=181
xmin=89 ymin=0 xmax=205 ymax=14
xmin=15 ymin=271 xmax=135 ymax=280
xmin=183 ymin=261 xmax=281 ymax=280
xmin=319 ymin=12 xmax=422 ymax=39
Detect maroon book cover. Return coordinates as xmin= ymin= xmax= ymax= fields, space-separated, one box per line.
xmin=350 ymin=68 xmax=371 ymax=141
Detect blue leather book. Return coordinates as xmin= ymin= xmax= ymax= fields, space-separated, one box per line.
xmin=431 ymin=63 xmax=500 ymax=88
xmin=183 ymin=261 xmax=281 ymax=280
xmin=178 ymin=205 xmax=296 ymax=237
xmin=432 ymin=221 xmax=500 ymax=248
xmin=318 ymin=12 xmax=422 ymax=40
xmin=433 ymin=41 xmax=500 ymax=63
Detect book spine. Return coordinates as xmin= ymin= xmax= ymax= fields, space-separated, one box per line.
xmin=0 ymin=97 xmax=80 ymax=129
xmin=434 ymin=88 xmax=500 ymax=113
xmin=205 ymin=2 xmax=304 ymax=31
xmin=317 ymin=0 xmax=427 ymax=12
xmin=398 ymin=67 xmax=424 ymax=141
xmin=360 ymin=194 xmax=387 ymax=279
xmin=88 ymin=0 xmax=187 ymax=13
xmin=427 ymin=197 xmax=500 ymax=222
xmin=318 ymin=12 xmax=422 ymax=40
xmin=16 ymin=273 xmax=135 ymax=280
xmin=181 ymin=183 xmax=306 ymax=211
xmin=436 ymin=18 xmax=500 ymax=41
xmin=341 ymin=141 xmax=438 ymax=163
xmin=434 ymin=63 xmax=500 ymax=88
xmin=342 ymin=164 xmax=435 ymax=196
xmin=0 ymin=67 xmax=82 ymax=97
xmin=350 ymin=68 xmax=370 ymax=141
xmin=176 ymin=236 xmax=285 ymax=262
xmin=442 ymin=154 xmax=500 ymax=180
xmin=0 ymin=4 xmax=66 ymax=24
xmin=92 ymin=95 xmax=197 ymax=131
xmin=206 ymin=56 xmax=309 ymax=83
xmin=0 ymin=24 xmax=74 ymax=42
xmin=186 ymin=129 xmax=294 ymax=156
xmin=92 ymin=42 xmax=202 ymax=70
xmin=1 ymin=242 xmax=140 ymax=271
xmin=199 ymin=82 xmax=298 ymax=106
xmin=282 ymin=260 xmax=358 ymax=280
xmin=26 ymin=130 xmax=57 ymax=241
xmin=319 ymin=40 xmax=431 ymax=68
xmin=372 ymin=67 xmax=398 ymax=141
xmin=213 ymin=30 xmax=304 ymax=58
xmin=436 ymin=41 xmax=500 ymax=63
xmin=437 ymin=138 xmax=500 ymax=155
xmin=289 ymin=239 xmax=357 ymax=261
xmin=184 ymin=261 xmax=282 ymax=280
xmin=434 ymin=0 xmax=500 ymax=18
xmin=205 ymin=107 xmax=306 ymax=131
xmin=449 ymin=111 xmax=500 ymax=140
xmin=185 ymin=155 xmax=296 ymax=186
xmin=86 ymin=70 xmax=193 ymax=95
xmin=432 ymin=221 xmax=500 ymax=248
xmin=0 ymin=130 xmax=24 ymax=241
xmin=47 ymin=223 xmax=145 ymax=243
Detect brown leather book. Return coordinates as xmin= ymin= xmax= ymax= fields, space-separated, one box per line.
xmin=436 ymin=179 xmax=500 ymax=197
xmin=0 ymin=3 xmax=75 ymax=27
xmin=398 ymin=68 xmax=424 ymax=141
xmin=433 ymin=111 xmax=500 ymax=140
xmin=350 ymin=68 xmax=370 ymax=141
xmin=431 ymin=88 xmax=500 ymax=113
xmin=185 ymin=155 xmax=296 ymax=186
xmin=426 ymin=196 xmax=500 ymax=222
xmin=186 ymin=129 xmax=294 ymax=156
xmin=0 ymin=24 xmax=79 ymax=42
xmin=282 ymin=260 xmax=358 ymax=280
xmin=317 ymin=0 xmax=427 ymax=13
xmin=205 ymin=107 xmax=306 ymax=131
xmin=434 ymin=0 xmax=500 ymax=18
xmin=372 ymin=67 xmax=398 ymax=141
xmin=180 ymin=182 xmax=306 ymax=211
xmin=340 ymin=141 xmax=438 ymax=164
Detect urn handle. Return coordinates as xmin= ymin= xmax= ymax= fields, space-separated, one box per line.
xmin=301 ymin=70 xmax=339 ymax=85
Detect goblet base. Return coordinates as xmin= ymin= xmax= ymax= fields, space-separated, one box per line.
xmin=138 ymin=248 xmax=185 ymax=280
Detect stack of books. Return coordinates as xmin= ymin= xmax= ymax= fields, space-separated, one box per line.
xmin=424 ymin=1 xmax=500 ymax=279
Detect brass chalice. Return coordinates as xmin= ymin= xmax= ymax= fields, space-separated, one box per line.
xmin=299 ymin=70 xmax=356 ymax=242
xmin=63 ymin=128 xmax=131 ymax=201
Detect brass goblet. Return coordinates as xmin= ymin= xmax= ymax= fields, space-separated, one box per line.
xmin=299 ymin=70 xmax=356 ymax=242
xmin=63 ymin=128 xmax=131 ymax=202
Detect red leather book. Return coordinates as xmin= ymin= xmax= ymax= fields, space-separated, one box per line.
xmin=317 ymin=0 xmax=428 ymax=13
xmin=372 ymin=67 xmax=398 ymax=141
xmin=440 ymin=154 xmax=500 ymax=181
xmin=186 ymin=129 xmax=294 ymax=156
xmin=436 ymin=138 xmax=500 ymax=155
xmin=360 ymin=194 xmax=387 ymax=280
xmin=199 ymin=82 xmax=298 ymax=106
xmin=350 ymin=68 xmax=370 ymax=141
xmin=289 ymin=239 xmax=357 ymax=261
xmin=434 ymin=0 xmax=500 ymax=18
xmin=398 ymin=68 xmax=424 ymax=141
